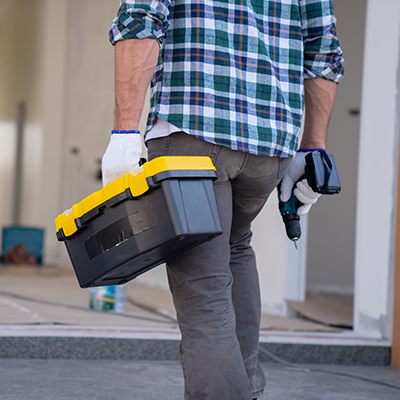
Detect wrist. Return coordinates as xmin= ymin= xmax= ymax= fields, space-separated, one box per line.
xmin=113 ymin=110 xmax=141 ymax=132
xmin=299 ymin=133 xmax=327 ymax=151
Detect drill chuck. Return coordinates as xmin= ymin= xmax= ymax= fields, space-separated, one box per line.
xmin=281 ymin=211 xmax=301 ymax=241
xmin=278 ymin=189 xmax=302 ymax=242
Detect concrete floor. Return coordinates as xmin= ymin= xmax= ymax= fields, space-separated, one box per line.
xmin=1 ymin=359 xmax=399 ymax=400
xmin=0 ymin=266 xmax=338 ymax=331
xmin=0 ymin=267 xmax=397 ymax=399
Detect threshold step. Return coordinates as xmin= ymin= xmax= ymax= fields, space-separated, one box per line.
xmin=0 ymin=325 xmax=390 ymax=365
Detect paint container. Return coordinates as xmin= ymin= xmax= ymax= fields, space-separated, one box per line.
xmin=89 ymin=284 xmax=126 ymax=312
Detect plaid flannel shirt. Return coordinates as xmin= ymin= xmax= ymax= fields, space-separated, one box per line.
xmin=110 ymin=0 xmax=344 ymax=157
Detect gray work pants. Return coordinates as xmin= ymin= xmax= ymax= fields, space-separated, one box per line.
xmin=147 ymin=132 xmax=292 ymax=400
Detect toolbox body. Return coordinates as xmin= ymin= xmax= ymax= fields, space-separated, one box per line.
xmin=55 ymin=157 xmax=222 ymax=288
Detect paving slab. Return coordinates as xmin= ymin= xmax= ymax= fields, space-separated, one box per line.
xmin=0 ymin=359 xmax=399 ymax=400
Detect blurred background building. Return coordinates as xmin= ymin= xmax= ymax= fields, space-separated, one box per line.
xmin=0 ymin=0 xmax=399 ymax=354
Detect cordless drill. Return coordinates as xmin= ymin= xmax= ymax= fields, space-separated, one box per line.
xmin=278 ymin=151 xmax=341 ymax=245
xmin=278 ymin=183 xmax=303 ymax=242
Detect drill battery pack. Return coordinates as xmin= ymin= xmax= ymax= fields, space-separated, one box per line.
xmin=55 ymin=156 xmax=222 ymax=288
xmin=305 ymin=151 xmax=341 ymax=195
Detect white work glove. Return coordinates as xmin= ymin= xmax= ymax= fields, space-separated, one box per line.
xmin=101 ymin=130 xmax=143 ymax=186
xmin=279 ymin=149 xmax=322 ymax=216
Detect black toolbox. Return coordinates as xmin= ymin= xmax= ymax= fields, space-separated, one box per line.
xmin=55 ymin=156 xmax=222 ymax=288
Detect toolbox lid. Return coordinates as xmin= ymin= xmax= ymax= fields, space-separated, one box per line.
xmin=55 ymin=156 xmax=217 ymax=240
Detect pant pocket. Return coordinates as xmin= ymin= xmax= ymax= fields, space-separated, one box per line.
xmin=146 ymin=136 xmax=171 ymax=160
xmin=277 ymin=156 xmax=293 ymax=180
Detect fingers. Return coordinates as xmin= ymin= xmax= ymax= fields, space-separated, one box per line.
xmin=293 ymin=179 xmax=321 ymax=215
xmin=297 ymin=204 xmax=312 ymax=216
xmin=294 ymin=179 xmax=321 ymax=204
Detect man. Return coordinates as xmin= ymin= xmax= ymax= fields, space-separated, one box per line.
xmin=102 ymin=1 xmax=344 ymax=399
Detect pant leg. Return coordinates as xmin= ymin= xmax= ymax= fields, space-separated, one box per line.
xmin=147 ymin=133 xmax=291 ymax=400
xmin=227 ymin=151 xmax=292 ymax=398
xmin=230 ymin=230 xmax=264 ymax=398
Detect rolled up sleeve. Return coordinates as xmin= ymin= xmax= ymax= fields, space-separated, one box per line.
xmin=300 ymin=0 xmax=344 ymax=83
xmin=109 ymin=0 xmax=170 ymax=48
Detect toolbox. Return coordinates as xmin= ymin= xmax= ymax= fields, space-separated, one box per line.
xmin=55 ymin=156 xmax=222 ymax=288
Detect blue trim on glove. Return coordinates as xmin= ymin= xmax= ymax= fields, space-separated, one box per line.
xmin=297 ymin=148 xmax=326 ymax=153
xmin=111 ymin=130 xmax=140 ymax=134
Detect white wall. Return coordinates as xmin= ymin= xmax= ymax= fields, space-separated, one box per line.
xmin=252 ymin=196 xmax=309 ymax=316
xmin=0 ymin=0 xmax=46 ymax=242
xmin=354 ymin=0 xmax=400 ymax=339
xmin=252 ymin=195 xmax=291 ymax=315
xmin=60 ymin=0 xmax=120 ymax=213
xmin=306 ymin=0 xmax=366 ymax=295
xmin=0 ymin=122 xmax=16 ymax=227
xmin=35 ymin=0 xmax=69 ymax=265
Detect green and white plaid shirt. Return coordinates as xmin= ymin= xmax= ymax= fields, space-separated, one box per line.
xmin=110 ymin=0 xmax=344 ymax=157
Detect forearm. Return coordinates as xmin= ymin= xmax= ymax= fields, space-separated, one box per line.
xmin=114 ymin=38 xmax=160 ymax=130
xmin=300 ymin=77 xmax=338 ymax=150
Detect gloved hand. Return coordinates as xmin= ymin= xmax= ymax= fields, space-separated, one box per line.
xmin=279 ymin=149 xmax=322 ymax=215
xmin=101 ymin=130 xmax=143 ymax=186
